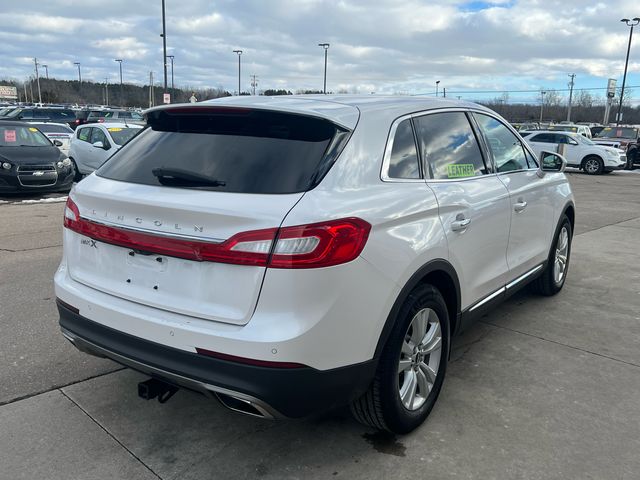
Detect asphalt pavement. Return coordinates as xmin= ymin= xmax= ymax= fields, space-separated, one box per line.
xmin=1 ymin=171 xmax=639 ymax=480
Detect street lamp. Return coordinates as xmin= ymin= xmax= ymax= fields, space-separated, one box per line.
xmin=616 ymin=18 xmax=640 ymax=126
xmin=74 ymin=62 xmax=82 ymax=101
xmin=115 ymin=59 xmax=123 ymax=106
xmin=435 ymin=80 xmax=440 ymax=97
xmin=318 ymin=43 xmax=330 ymax=94
xmin=233 ymin=50 xmax=242 ymax=95
xmin=41 ymin=64 xmax=49 ymax=79
xmin=167 ymin=55 xmax=175 ymax=91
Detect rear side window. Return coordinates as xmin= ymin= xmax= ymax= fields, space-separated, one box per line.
xmin=36 ymin=124 xmax=72 ymax=134
xmin=97 ymin=109 xmax=348 ymax=194
xmin=414 ymin=112 xmax=487 ymax=180
xmin=387 ymin=119 xmax=420 ymax=179
xmin=530 ymin=133 xmax=555 ymax=143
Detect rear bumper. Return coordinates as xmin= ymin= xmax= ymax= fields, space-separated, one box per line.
xmin=58 ymin=300 xmax=376 ymax=418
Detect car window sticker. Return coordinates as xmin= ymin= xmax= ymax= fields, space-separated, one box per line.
xmin=4 ymin=130 xmax=16 ymax=142
xmin=447 ymin=164 xmax=475 ymax=178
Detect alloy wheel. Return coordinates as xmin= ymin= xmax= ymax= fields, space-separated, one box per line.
xmin=397 ymin=308 xmax=442 ymax=411
xmin=584 ymin=158 xmax=600 ymax=174
xmin=554 ymin=226 xmax=569 ymax=284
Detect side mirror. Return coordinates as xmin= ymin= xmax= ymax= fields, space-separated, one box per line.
xmin=92 ymin=141 xmax=105 ymax=149
xmin=53 ymin=140 xmax=63 ymax=147
xmin=569 ymin=139 xmax=579 ymax=146
xmin=538 ymin=151 xmax=566 ymax=176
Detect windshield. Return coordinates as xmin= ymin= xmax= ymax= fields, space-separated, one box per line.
xmin=0 ymin=125 xmax=51 ymax=147
xmin=596 ymin=127 xmax=638 ymax=139
xmin=107 ymin=127 xmax=141 ymax=145
xmin=572 ymin=134 xmax=594 ymax=146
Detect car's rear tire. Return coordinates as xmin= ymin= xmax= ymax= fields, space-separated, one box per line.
xmin=532 ymin=215 xmax=572 ymax=296
xmin=351 ymin=284 xmax=450 ymax=434
xmin=582 ymin=156 xmax=603 ymax=175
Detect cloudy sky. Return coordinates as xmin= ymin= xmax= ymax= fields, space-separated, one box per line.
xmin=1 ymin=0 xmax=639 ymax=103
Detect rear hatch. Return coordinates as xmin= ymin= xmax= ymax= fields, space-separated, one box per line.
xmin=64 ymin=105 xmax=354 ymax=325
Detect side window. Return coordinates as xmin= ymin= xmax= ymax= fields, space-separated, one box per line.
xmin=387 ymin=119 xmax=420 ymax=179
xmin=414 ymin=112 xmax=487 ymax=180
xmin=531 ymin=133 xmax=554 ymax=143
xmin=77 ymin=127 xmax=91 ymax=142
xmin=91 ymin=128 xmax=108 ymax=146
xmin=524 ymin=148 xmax=538 ymax=168
xmin=474 ymin=114 xmax=529 ymax=173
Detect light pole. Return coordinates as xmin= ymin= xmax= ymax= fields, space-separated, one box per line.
xmin=115 ymin=59 xmax=123 ymax=106
xmin=539 ymin=90 xmax=546 ymax=124
xmin=318 ymin=43 xmax=329 ymax=94
xmin=161 ymin=0 xmax=168 ymax=95
xmin=167 ymin=55 xmax=175 ymax=92
xmin=74 ymin=62 xmax=81 ymax=101
xmin=435 ymin=80 xmax=440 ymax=97
xmin=616 ymin=18 xmax=640 ymax=126
xmin=41 ymin=64 xmax=49 ymax=79
xmin=233 ymin=50 xmax=242 ymax=95
xmin=105 ymin=77 xmax=109 ymax=105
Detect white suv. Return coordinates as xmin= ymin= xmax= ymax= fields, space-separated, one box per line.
xmin=55 ymin=96 xmax=575 ymax=433
xmin=522 ymin=130 xmax=626 ymax=175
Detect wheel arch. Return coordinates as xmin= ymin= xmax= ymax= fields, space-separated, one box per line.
xmin=581 ymin=154 xmax=602 ymax=167
xmin=563 ymin=202 xmax=575 ymax=232
xmin=373 ymin=259 xmax=461 ymax=358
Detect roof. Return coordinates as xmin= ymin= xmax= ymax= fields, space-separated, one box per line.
xmin=145 ymin=95 xmax=491 ymax=130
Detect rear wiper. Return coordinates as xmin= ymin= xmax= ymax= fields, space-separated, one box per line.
xmin=151 ymin=167 xmax=226 ymax=188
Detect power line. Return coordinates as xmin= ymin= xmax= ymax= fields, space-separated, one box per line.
xmin=413 ymin=85 xmax=640 ymax=96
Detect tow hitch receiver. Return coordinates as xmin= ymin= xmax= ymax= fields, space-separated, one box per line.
xmin=138 ymin=378 xmax=179 ymax=403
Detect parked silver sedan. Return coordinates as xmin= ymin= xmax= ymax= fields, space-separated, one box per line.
xmin=28 ymin=122 xmax=74 ymax=157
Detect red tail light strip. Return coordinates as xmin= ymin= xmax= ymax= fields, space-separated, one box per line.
xmin=195 ymin=347 xmax=307 ymax=369
xmin=63 ymin=197 xmax=370 ymax=268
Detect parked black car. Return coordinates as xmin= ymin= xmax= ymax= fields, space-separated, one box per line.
xmin=593 ymin=126 xmax=640 ymax=169
xmin=0 ymin=108 xmax=78 ymax=129
xmin=0 ymin=121 xmax=75 ymax=193
xmin=72 ymin=109 xmax=107 ymax=129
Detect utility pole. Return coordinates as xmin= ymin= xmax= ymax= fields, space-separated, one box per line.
xmin=567 ymin=73 xmax=576 ymax=122
xmin=29 ymin=77 xmax=34 ymax=103
xmin=443 ymin=87 xmax=446 ymax=98
xmin=318 ymin=43 xmax=330 ymax=94
xmin=23 ymin=83 xmax=28 ymax=103
xmin=149 ymin=71 xmax=154 ymax=107
xmin=539 ymin=90 xmax=546 ymax=124
xmin=233 ymin=50 xmax=242 ymax=95
xmin=42 ymin=64 xmax=49 ymax=79
xmin=435 ymin=80 xmax=440 ymax=97
xmin=161 ymin=0 xmax=168 ymax=94
xmin=34 ymin=58 xmax=42 ymax=104
xmin=104 ymin=77 xmax=109 ymax=105
xmin=250 ymin=74 xmax=258 ymax=95
xmin=115 ymin=59 xmax=123 ymax=106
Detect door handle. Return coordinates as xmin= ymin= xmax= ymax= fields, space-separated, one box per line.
xmin=451 ymin=218 xmax=471 ymax=232
xmin=514 ymin=201 xmax=528 ymax=212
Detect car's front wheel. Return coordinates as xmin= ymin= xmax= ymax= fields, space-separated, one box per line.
xmin=351 ymin=284 xmax=449 ymax=434
xmin=582 ymin=156 xmax=603 ymax=175
xmin=69 ymin=158 xmax=83 ymax=182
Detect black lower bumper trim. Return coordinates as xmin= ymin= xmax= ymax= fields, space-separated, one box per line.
xmin=57 ymin=300 xmax=376 ymax=418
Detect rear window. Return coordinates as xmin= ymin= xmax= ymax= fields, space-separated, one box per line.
xmin=97 ymin=109 xmax=348 ymax=194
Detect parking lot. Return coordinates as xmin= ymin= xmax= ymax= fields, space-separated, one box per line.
xmin=1 ymin=170 xmax=639 ymax=480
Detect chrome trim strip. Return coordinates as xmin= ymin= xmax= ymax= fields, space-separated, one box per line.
xmin=506 ymin=264 xmax=543 ymax=290
xmin=469 ymin=287 xmax=505 ymax=312
xmin=80 ymin=216 xmax=224 ymax=243
xmin=380 ymin=113 xmax=425 ymax=183
xmin=61 ymin=328 xmax=280 ymax=419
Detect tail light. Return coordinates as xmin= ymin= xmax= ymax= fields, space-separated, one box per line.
xmin=63 ymin=197 xmax=370 ymax=268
